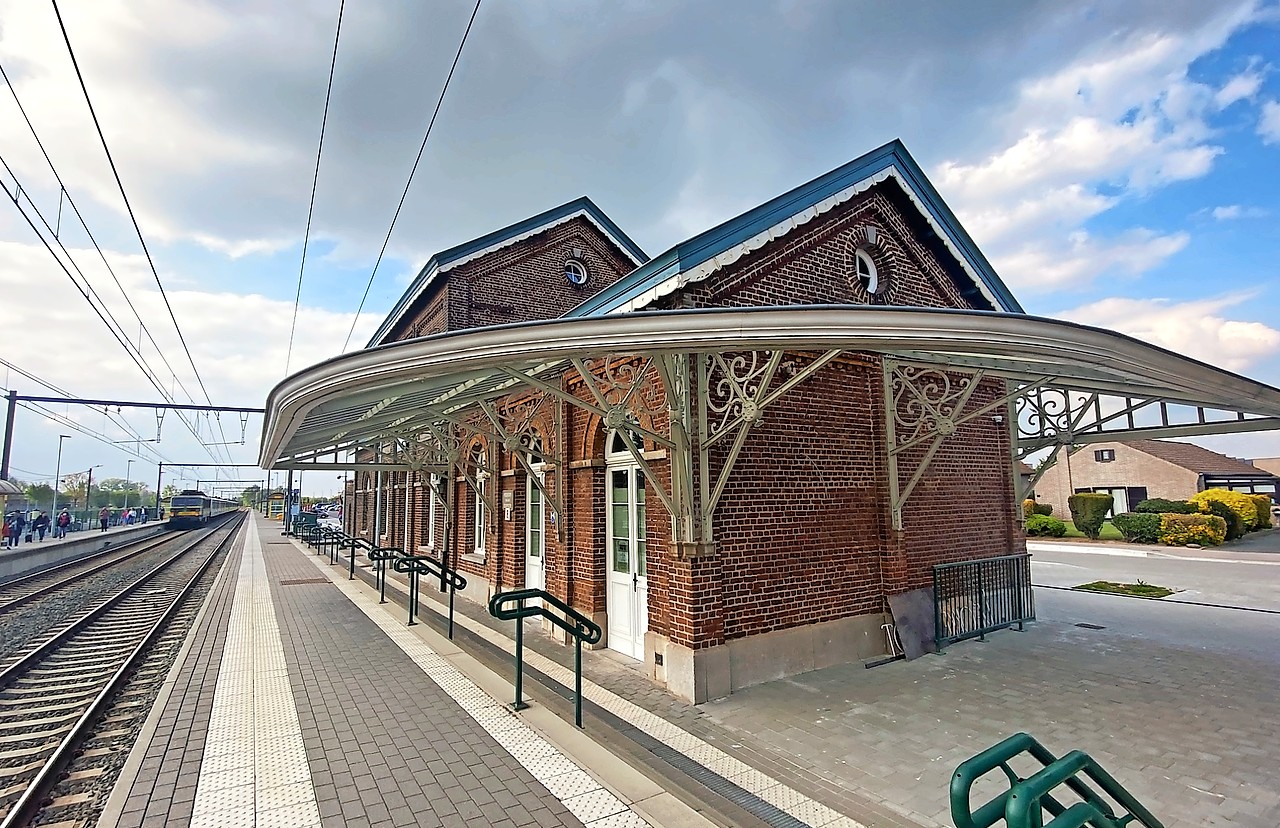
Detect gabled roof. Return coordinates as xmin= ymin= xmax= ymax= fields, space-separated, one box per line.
xmin=565 ymin=139 xmax=1024 ymax=318
xmin=367 ymin=196 xmax=648 ymax=347
xmin=1130 ymin=439 xmax=1272 ymax=476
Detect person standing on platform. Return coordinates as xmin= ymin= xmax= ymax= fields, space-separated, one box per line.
xmin=98 ymin=505 xmax=110 ymax=532
xmin=56 ymin=509 xmax=71 ymax=539
xmin=32 ymin=511 xmax=49 ymax=541
xmin=10 ymin=512 xmax=25 ymax=546
xmin=1 ymin=518 xmax=9 ymax=548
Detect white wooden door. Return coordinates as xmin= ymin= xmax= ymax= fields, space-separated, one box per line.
xmin=606 ymin=465 xmax=647 ymax=660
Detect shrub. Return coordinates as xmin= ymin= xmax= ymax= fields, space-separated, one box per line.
xmin=1159 ymin=513 xmax=1226 ymax=546
xmin=1201 ymin=500 xmax=1245 ymax=541
xmin=1022 ymin=498 xmax=1038 ymax=520
xmin=1189 ymin=489 xmax=1258 ymax=533
xmin=1249 ymin=494 xmax=1273 ymax=529
xmin=1034 ymin=503 xmax=1053 ymax=516
xmin=1025 ymin=515 xmax=1067 ymax=537
xmin=1111 ymin=512 xmax=1161 ymax=544
xmin=1134 ymin=498 xmax=1196 ymax=515
xmin=1068 ymin=492 xmax=1113 ymax=540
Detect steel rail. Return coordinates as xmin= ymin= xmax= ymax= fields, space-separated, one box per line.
xmin=0 ymin=530 xmax=180 ymax=614
xmin=0 ymin=513 xmax=244 ymax=827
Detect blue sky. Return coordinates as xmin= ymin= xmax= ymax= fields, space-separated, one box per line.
xmin=0 ymin=0 xmax=1278 ymax=494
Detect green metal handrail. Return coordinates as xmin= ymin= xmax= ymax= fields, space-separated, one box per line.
xmin=951 ymin=733 xmax=1163 ymax=828
xmin=392 ymin=553 xmax=467 ymax=637
xmin=488 ymin=588 xmax=602 ymax=727
xmin=365 ymin=544 xmax=400 ymax=603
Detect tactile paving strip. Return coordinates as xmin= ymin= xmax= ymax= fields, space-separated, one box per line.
xmin=189 ymin=523 xmax=322 ymax=828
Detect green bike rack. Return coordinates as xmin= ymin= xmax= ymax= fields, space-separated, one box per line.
xmin=951 ymin=733 xmax=1164 ymax=828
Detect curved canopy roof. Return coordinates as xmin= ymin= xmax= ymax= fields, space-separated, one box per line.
xmin=261 ymin=306 xmax=1280 ymax=468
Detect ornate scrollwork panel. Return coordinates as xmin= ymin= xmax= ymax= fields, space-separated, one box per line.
xmin=890 ymin=364 xmax=974 ymax=446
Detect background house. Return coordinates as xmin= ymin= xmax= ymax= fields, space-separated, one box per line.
xmin=1034 ymin=439 xmax=1280 ymax=516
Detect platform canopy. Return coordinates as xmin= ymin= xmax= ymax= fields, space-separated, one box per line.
xmin=261 ymin=306 xmax=1280 ymax=535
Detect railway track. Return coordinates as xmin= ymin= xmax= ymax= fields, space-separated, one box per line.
xmin=0 ymin=531 xmax=178 ymax=615
xmin=0 ymin=514 xmax=244 ymax=827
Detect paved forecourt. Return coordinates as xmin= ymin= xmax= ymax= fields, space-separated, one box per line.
xmin=100 ymin=512 xmax=695 ymax=828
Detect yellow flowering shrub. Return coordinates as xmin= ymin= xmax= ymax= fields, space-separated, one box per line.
xmin=1159 ymin=513 xmax=1226 ymax=546
xmin=1249 ymin=494 xmax=1273 ymax=529
xmin=1189 ymin=489 xmax=1258 ymax=531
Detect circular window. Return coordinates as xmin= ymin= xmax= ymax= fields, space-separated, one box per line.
xmin=854 ymin=249 xmax=880 ymax=295
xmin=565 ymin=259 xmax=589 ymax=287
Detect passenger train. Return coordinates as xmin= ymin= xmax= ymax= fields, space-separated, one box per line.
xmin=168 ymin=490 xmax=240 ymax=528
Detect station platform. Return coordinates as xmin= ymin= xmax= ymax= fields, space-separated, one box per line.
xmin=0 ymin=519 xmax=165 ymax=580
xmin=99 ymin=513 xmax=895 ymax=828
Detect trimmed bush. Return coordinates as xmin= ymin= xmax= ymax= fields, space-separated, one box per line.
xmin=1159 ymin=513 xmax=1226 ymax=546
xmin=1189 ymin=489 xmax=1258 ymax=533
xmin=1022 ymin=498 xmax=1038 ymax=520
xmin=1068 ymin=492 xmax=1113 ymax=540
xmin=1201 ymin=500 xmax=1245 ymax=541
xmin=1134 ymin=498 xmax=1196 ymax=515
xmin=1034 ymin=503 xmax=1053 ymax=516
xmin=1111 ymin=512 xmax=1161 ymax=544
xmin=1025 ymin=515 xmax=1067 ymax=537
xmin=1249 ymin=494 xmax=1273 ymax=529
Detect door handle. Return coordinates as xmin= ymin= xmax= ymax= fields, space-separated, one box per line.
xmin=632 ymin=572 xmax=637 ymax=590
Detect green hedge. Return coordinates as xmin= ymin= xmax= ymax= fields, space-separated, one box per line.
xmin=1035 ymin=503 xmax=1053 ymax=516
xmin=1134 ymin=498 xmax=1196 ymax=514
xmin=1111 ymin=512 xmax=1161 ymax=544
xmin=1068 ymin=492 xmax=1113 ymax=540
xmin=1025 ymin=515 xmax=1067 ymax=537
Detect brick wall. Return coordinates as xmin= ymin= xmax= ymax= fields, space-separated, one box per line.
xmin=385 ymin=216 xmax=636 ymax=341
xmin=1035 ymin=441 xmax=1200 ymax=515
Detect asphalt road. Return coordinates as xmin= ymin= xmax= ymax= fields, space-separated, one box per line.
xmin=1029 ymin=537 xmax=1280 ymax=666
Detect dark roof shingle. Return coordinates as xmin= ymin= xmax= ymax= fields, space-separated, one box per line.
xmin=1131 ymin=439 xmax=1270 ymax=476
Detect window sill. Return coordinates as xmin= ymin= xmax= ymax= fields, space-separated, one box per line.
xmin=461 ymin=552 xmax=486 ymax=565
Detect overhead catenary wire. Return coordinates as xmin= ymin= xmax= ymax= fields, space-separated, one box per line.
xmin=0 ymin=60 xmax=208 ymax=415
xmin=0 ymin=167 xmax=228 ymax=469
xmin=0 ymin=357 xmax=165 ymax=455
xmin=285 ymin=0 xmax=347 ymax=377
xmin=50 ymin=1 xmax=237 ymax=467
xmin=342 ymin=0 xmax=483 ymax=352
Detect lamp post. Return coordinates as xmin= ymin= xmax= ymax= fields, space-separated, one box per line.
xmin=50 ymin=434 xmax=71 ymax=515
xmin=123 ymin=459 xmax=134 ymax=512
xmin=84 ymin=464 xmax=103 ymax=511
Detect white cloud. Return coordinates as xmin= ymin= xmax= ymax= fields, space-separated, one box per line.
xmin=994 ymin=229 xmax=1189 ymax=291
xmin=1260 ymin=100 xmax=1280 ymax=144
xmin=1056 ymin=293 xmax=1280 ymax=372
xmin=932 ymin=7 xmax=1261 ymax=292
xmin=1211 ymin=204 xmax=1269 ymax=220
xmin=1214 ymin=68 xmax=1263 ymax=109
xmin=0 ymin=237 xmax=379 ymax=468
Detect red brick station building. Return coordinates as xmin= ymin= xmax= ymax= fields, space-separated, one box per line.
xmin=261 ymin=141 xmax=1280 ymax=702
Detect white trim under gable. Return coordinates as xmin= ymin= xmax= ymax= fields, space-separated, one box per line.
xmin=373 ymin=209 xmax=645 ymax=347
xmin=605 ymin=166 xmax=1006 ymax=315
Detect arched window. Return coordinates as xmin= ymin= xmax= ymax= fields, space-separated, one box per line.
xmin=854 ymin=249 xmax=879 ymax=295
